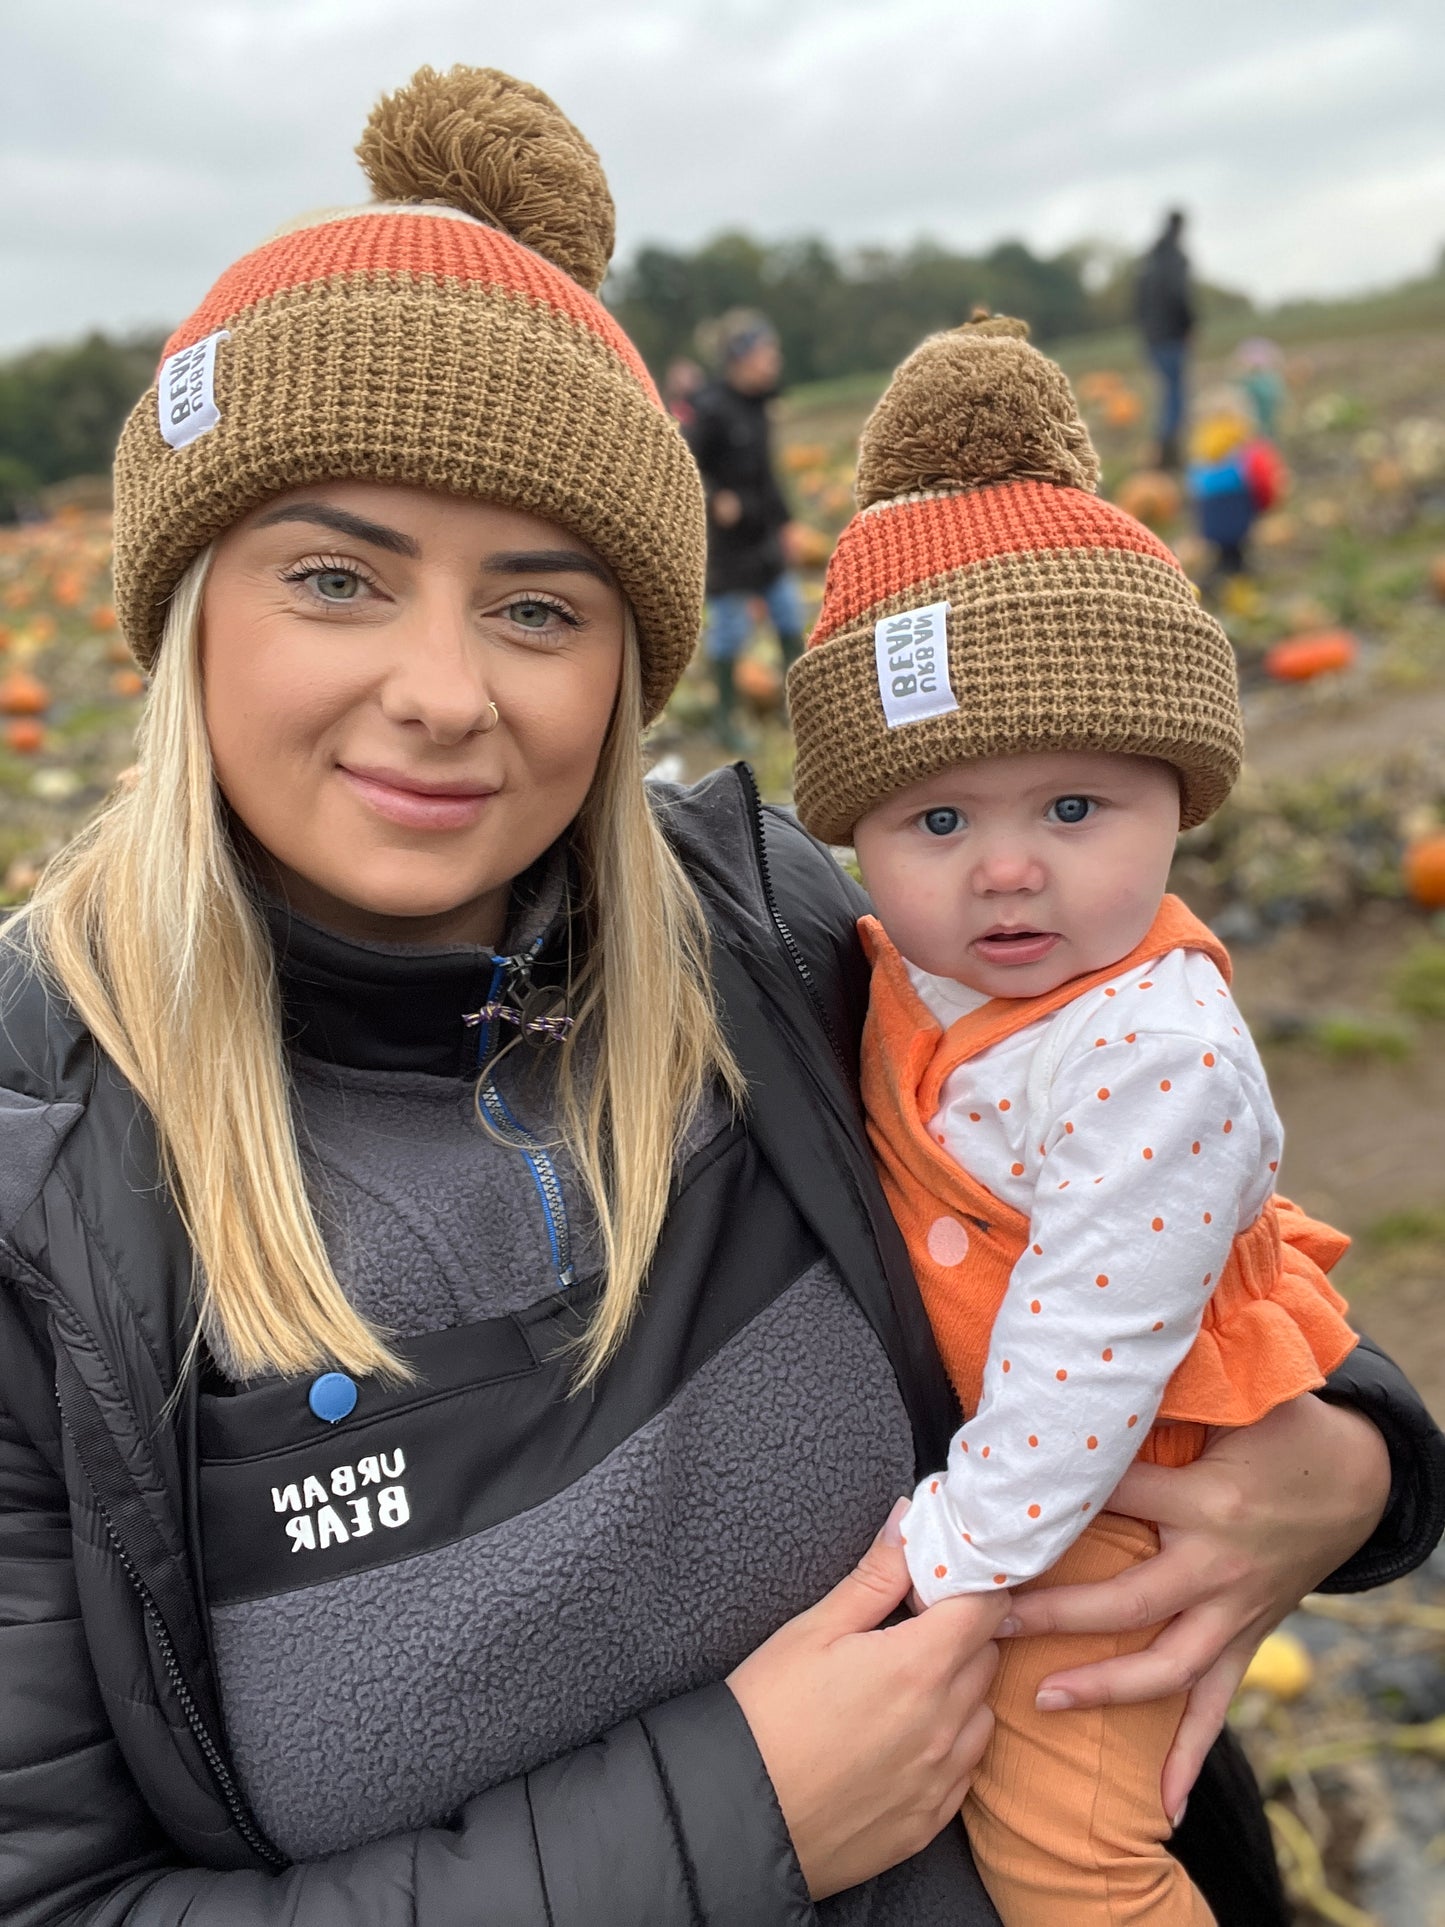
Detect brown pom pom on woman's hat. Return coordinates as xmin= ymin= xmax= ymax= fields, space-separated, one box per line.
xmin=356 ymin=64 xmax=616 ymax=294
xmin=788 ymin=314 xmax=1243 ymax=847
xmin=112 ymin=65 xmax=703 ymax=723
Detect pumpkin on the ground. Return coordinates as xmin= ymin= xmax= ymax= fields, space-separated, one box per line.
xmin=734 ymin=654 xmax=784 ymax=712
xmin=3 ymin=718 xmax=45 ymax=754
xmin=0 ymin=669 xmax=50 ymax=715
xmin=784 ymin=522 xmax=832 ymax=569
xmin=1404 ymin=831 xmax=1445 ymax=910
xmin=1263 ymin=631 xmax=1358 ymax=683
xmin=1241 ymin=1629 xmax=1313 ymax=1701
xmin=1254 ymin=512 xmax=1297 ymax=549
xmin=1077 ymin=370 xmax=1127 ymax=405
xmin=1115 ymin=469 xmax=1182 ymax=529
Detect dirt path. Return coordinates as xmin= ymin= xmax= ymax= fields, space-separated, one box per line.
xmin=1243 ymin=680 xmax=1445 ymax=781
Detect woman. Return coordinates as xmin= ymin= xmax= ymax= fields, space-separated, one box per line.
xmin=1 ymin=65 xmax=1440 ymax=1927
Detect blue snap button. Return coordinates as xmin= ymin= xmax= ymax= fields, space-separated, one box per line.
xmin=308 ymin=1372 xmax=358 ymax=1424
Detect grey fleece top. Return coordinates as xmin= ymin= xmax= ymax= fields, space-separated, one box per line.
xmin=205 ymin=833 xmax=998 ymax=1925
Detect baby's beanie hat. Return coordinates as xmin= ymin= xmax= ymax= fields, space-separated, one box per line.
xmin=788 ymin=316 xmax=1244 ymax=845
xmin=112 ymin=65 xmax=704 ymax=722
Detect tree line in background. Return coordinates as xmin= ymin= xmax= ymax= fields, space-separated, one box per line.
xmin=0 ymin=330 xmax=166 ymax=514
xmin=607 ymin=232 xmax=1252 ymax=385
xmin=0 ymin=229 xmax=1289 ymax=517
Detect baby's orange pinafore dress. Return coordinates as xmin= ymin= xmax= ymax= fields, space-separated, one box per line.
xmin=860 ymin=894 xmax=1356 ymax=1926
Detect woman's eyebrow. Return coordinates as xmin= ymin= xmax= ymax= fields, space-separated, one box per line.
xmin=251 ymin=502 xmax=420 ymax=558
xmin=481 ymin=548 xmax=614 ymax=585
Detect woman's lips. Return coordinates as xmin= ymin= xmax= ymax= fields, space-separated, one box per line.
xmin=338 ymin=765 xmax=498 ymax=832
xmin=971 ymin=930 xmax=1061 ymax=967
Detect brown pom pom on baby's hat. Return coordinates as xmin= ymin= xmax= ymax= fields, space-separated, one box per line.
xmin=113 ymin=65 xmax=703 ymax=722
xmin=788 ymin=315 xmax=1243 ymax=846
xmin=854 ymin=314 xmax=1100 ymax=507
xmin=357 ymin=65 xmax=616 ymax=294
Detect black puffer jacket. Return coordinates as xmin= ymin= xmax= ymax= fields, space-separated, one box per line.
xmin=1135 ymin=235 xmax=1196 ymax=347
xmin=684 ymin=381 xmax=793 ymax=596
xmin=1 ymin=768 xmax=1442 ymax=1926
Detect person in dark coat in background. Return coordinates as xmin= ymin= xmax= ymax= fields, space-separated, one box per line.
xmin=1136 ymin=211 xmax=1196 ymax=470
xmin=685 ymin=310 xmax=806 ymax=747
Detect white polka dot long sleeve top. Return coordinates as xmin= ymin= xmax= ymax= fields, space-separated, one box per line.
xmin=901 ymin=946 xmax=1283 ymax=1606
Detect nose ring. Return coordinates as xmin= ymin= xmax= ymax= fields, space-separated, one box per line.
xmin=480 ymin=700 xmax=500 ymax=733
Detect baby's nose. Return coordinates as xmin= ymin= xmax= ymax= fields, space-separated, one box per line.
xmin=972 ymin=847 xmax=1044 ymax=893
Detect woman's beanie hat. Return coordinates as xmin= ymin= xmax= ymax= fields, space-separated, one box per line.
xmin=788 ymin=316 xmax=1244 ymax=845
xmin=112 ymin=66 xmax=704 ymax=722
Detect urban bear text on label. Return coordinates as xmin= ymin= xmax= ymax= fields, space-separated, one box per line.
xmin=873 ymin=600 xmax=958 ymax=729
xmin=157 ymin=330 xmax=229 ymax=450
xmin=271 ymin=1446 xmax=409 ymax=1554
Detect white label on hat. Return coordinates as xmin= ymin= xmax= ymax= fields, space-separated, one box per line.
xmin=157 ymin=330 xmax=229 ymax=449
xmin=874 ymin=601 xmax=957 ymax=728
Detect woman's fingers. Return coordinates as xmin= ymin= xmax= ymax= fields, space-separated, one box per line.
xmin=807 ymin=1498 xmax=915 ymax=1639
xmin=1160 ymin=1646 xmax=1253 ymax=1822
xmin=1033 ymin=1601 xmax=1239 ymax=1709
xmin=1105 ymin=1457 xmax=1216 ymax=1526
xmin=938 ymin=1701 xmax=997 ymax=1819
xmin=1005 ymin=1542 xmax=1199 ymax=1640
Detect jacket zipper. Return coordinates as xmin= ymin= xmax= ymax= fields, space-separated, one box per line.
xmin=736 ymin=761 xmax=850 ymax=1078
xmin=55 ymin=1391 xmax=288 ymax=1871
xmin=475 ymin=957 xmax=576 ymax=1290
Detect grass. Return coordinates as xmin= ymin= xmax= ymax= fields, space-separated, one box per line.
xmin=1391 ymin=941 xmax=1445 ymax=1023
xmin=1307 ymin=1012 xmax=1416 ymax=1063
xmin=1363 ymin=1205 xmax=1445 ymax=1249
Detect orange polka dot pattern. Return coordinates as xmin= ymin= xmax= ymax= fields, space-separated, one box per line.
xmin=868 ymin=900 xmax=1358 ymax=1606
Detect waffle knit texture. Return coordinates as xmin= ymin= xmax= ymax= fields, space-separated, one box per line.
xmin=112 ymin=70 xmax=705 ymax=724
xmin=789 ymin=322 xmax=1244 ymax=845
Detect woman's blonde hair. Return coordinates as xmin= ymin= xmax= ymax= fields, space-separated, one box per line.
xmin=16 ymin=548 xmax=740 ymax=1386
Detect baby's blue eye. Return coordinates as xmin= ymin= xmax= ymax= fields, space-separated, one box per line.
xmin=1049 ymin=795 xmax=1094 ymax=825
xmin=922 ymin=807 xmax=962 ymax=837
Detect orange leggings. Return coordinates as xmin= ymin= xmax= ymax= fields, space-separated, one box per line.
xmin=965 ymin=1511 xmax=1215 ymax=1926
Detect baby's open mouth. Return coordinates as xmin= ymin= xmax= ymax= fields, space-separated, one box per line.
xmin=972 ymin=928 xmax=1062 ymax=965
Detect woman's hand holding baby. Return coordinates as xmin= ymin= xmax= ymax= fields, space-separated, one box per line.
xmin=728 ymin=1498 xmax=1009 ymax=1900
xmin=1002 ymin=1392 xmax=1391 ymax=1820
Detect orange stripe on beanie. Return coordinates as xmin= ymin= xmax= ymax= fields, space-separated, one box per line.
xmin=809 ymin=481 xmax=1180 ymax=649
xmin=162 ymin=210 xmax=658 ymax=398
xmin=112 ymin=65 xmax=701 ymax=723
xmin=788 ymin=316 xmax=1242 ymax=844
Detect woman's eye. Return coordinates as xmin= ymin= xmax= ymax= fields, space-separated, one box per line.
xmin=1049 ymin=795 xmax=1095 ymax=825
xmin=922 ymin=807 xmax=962 ymax=837
xmin=312 ymin=569 xmax=363 ymax=602
xmin=506 ymin=598 xmax=562 ymax=630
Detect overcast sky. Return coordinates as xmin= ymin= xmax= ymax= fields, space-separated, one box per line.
xmin=3 ymin=0 xmax=1443 ymax=353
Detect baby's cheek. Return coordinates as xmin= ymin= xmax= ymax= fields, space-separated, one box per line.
xmin=889 ymin=899 xmax=975 ymax=981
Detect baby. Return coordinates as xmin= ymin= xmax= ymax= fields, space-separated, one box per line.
xmin=788 ymin=317 xmax=1355 ymax=1927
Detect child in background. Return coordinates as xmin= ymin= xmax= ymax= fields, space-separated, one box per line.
xmin=1233 ymin=337 xmax=1287 ymax=440
xmin=787 ymin=316 xmax=1356 ymax=1926
xmin=1187 ymin=385 xmax=1287 ymax=589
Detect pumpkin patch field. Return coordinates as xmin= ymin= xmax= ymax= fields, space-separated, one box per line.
xmin=1 ymin=319 xmax=1444 ymax=1924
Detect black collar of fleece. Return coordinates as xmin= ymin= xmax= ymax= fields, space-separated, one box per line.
xmin=263 ymin=843 xmax=572 ymax=1078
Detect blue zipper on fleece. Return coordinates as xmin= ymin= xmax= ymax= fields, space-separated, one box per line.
xmin=473 ymin=952 xmax=576 ymax=1290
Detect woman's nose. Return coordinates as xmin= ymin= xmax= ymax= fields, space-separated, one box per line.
xmin=379 ymin=605 xmax=494 ymax=744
